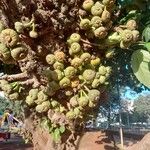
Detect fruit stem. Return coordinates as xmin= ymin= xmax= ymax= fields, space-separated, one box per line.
xmin=82 ymin=90 xmax=88 ymax=98
xmin=84 ymin=85 xmax=90 ymax=92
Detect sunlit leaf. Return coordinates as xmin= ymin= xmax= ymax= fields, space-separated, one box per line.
xmin=52 ymin=128 xmax=61 ymax=142
xmin=59 ymin=126 xmax=65 ymax=133
xmin=131 ymin=49 xmax=150 ymax=88
xmin=144 ymin=42 xmax=150 ymax=51
xmin=142 ymin=26 xmax=150 ymax=42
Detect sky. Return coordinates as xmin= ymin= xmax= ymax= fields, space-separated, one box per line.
xmin=121 ymin=86 xmax=150 ymax=101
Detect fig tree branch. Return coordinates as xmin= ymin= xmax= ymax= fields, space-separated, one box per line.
xmin=0 ymin=72 xmax=28 ymax=81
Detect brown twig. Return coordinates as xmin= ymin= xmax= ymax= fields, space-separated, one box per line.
xmin=0 ymin=72 xmax=28 ymax=81
xmin=81 ymin=39 xmax=106 ymax=49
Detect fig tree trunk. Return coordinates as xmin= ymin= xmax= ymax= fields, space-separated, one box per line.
xmin=0 ymin=0 xmax=139 ymax=149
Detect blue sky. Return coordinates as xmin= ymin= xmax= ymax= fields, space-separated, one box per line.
xmin=121 ymin=86 xmax=150 ymax=101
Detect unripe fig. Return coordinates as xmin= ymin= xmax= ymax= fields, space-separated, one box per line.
xmin=9 ymin=92 xmax=19 ymax=101
xmin=95 ymin=72 xmax=101 ymax=79
xmin=29 ymin=89 xmax=39 ymax=100
xmin=74 ymin=107 xmax=81 ymax=116
xmin=0 ymin=29 xmax=19 ymax=47
xmin=120 ymin=41 xmax=131 ymax=49
xmin=70 ymin=33 xmax=81 ymax=43
xmin=95 ymin=1 xmax=104 ymax=8
xmin=11 ymin=45 xmax=28 ymax=60
xmin=105 ymin=32 xmax=121 ymax=45
xmin=83 ymin=69 xmax=96 ymax=81
xmin=0 ymin=43 xmax=11 ymax=60
xmin=51 ymin=100 xmax=59 ymax=108
xmin=26 ymin=96 xmax=34 ymax=106
xmin=42 ymin=69 xmax=53 ymax=81
xmin=91 ymin=16 xmax=102 ymax=28
xmin=44 ymin=86 xmax=56 ymax=96
xmin=132 ymin=30 xmax=140 ymax=42
xmin=66 ymin=110 xmax=76 ymax=120
xmin=102 ymin=0 xmax=115 ymax=6
xmin=92 ymin=79 xmax=101 ymax=88
xmin=15 ymin=22 xmax=24 ymax=33
xmin=101 ymin=7 xmax=111 ymax=23
xmin=105 ymin=49 xmax=115 ymax=58
xmin=2 ymin=84 xmax=13 ymax=94
xmin=54 ymin=51 xmax=65 ymax=62
xmin=91 ymin=58 xmax=101 ymax=66
xmin=121 ymin=29 xmax=133 ymax=43
xmin=71 ymin=57 xmax=82 ymax=68
xmin=48 ymin=81 xmax=60 ymax=91
xmin=59 ymin=77 xmax=71 ymax=88
xmin=106 ymin=66 xmax=112 ymax=74
xmin=41 ymin=101 xmax=51 ymax=112
xmin=82 ymin=0 xmax=94 ymax=11
xmin=94 ymin=27 xmax=108 ymax=39
xmin=99 ymin=66 xmax=107 ymax=75
xmin=46 ymin=54 xmax=56 ymax=65
xmin=80 ymin=18 xmax=91 ymax=30
xmin=64 ymin=66 xmax=77 ymax=79
xmin=69 ymin=42 xmax=81 ymax=54
xmin=53 ymin=69 xmax=64 ymax=81
xmin=53 ymin=61 xmax=64 ymax=70
xmin=88 ymin=89 xmax=100 ymax=102
xmin=78 ymin=96 xmax=89 ymax=107
xmin=70 ymin=95 xmax=79 ymax=107
xmin=35 ymin=104 xmax=44 ymax=113
xmin=29 ymin=30 xmax=38 ymax=38
xmin=126 ymin=20 xmax=137 ymax=30
xmin=91 ymin=4 xmax=103 ymax=16
xmin=99 ymin=75 xmax=106 ymax=84
xmin=35 ymin=91 xmax=48 ymax=104
xmin=60 ymin=106 xmax=66 ymax=113
xmin=80 ymin=52 xmax=91 ymax=63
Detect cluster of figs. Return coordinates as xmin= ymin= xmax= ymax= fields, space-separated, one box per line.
xmin=0 ymin=80 xmax=23 ymax=101
xmin=25 ymin=31 xmax=111 ymax=121
xmin=0 ymin=0 xmax=141 ymax=137
xmin=0 ymin=21 xmax=28 ymax=63
xmin=79 ymin=0 xmax=139 ymax=49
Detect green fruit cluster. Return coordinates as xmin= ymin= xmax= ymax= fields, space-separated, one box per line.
xmin=0 ymin=80 xmax=22 ymax=101
xmin=0 ymin=24 xmax=28 ymax=63
xmin=14 ymin=18 xmax=38 ymax=38
xmin=80 ymin=0 xmax=115 ymax=39
xmin=80 ymin=0 xmax=139 ymax=49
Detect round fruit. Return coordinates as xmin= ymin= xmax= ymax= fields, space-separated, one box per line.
xmin=82 ymin=0 xmax=94 ymax=11
xmin=83 ymin=69 xmax=96 ymax=81
xmin=70 ymin=33 xmax=81 ymax=43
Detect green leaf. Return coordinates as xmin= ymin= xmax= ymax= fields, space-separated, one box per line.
xmin=142 ymin=26 xmax=150 ymax=42
xmin=52 ymin=128 xmax=61 ymax=142
xmin=41 ymin=118 xmax=50 ymax=131
xmin=59 ymin=126 xmax=65 ymax=133
xmin=144 ymin=42 xmax=150 ymax=51
xmin=131 ymin=49 xmax=150 ymax=88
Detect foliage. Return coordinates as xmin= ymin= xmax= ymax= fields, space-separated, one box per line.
xmin=134 ymin=94 xmax=150 ymax=116
xmin=0 ymin=94 xmax=23 ymax=118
